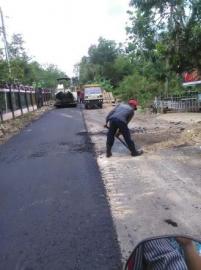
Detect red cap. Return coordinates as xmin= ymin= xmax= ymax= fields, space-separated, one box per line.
xmin=128 ymin=99 xmax=138 ymax=108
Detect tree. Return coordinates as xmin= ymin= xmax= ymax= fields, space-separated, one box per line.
xmin=0 ymin=31 xmax=68 ymax=88
xmin=8 ymin=33 xmax=27 ymax=60
xmin=77 ymin=2 xmax=201 ymax=104
xmin=128 ymin=0 xmax=201 ymax=72
xmin=78 ymin=37 xmax=129 ymax=87
xmin=88 ymin=37 xmax=119 ymax=65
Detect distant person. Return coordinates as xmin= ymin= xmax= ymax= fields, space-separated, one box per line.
xmin=105 ymin=99 xmax=143 ymax=158
xmin=77 ymin=90 xmax=81 ymax=103
xmin=80 ymin=91 xmax=84 ymax=104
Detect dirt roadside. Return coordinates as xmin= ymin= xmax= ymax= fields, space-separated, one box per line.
xmin=130 ymin=111 xmax=201 ymax=153
xmin=84 ymin=105 xmax=201 ymax=263
xmin=0 ymin=106 xmax=53 ymax=144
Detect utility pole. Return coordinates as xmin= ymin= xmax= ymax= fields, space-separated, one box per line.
xmin=0 ymin=7 xmax=11 ymax=76
xmin=0 ymin=7 xmax=11 ymax=113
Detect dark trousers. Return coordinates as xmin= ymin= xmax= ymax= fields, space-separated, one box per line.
xmin=107 ymin=118 xmax=137 ymax=153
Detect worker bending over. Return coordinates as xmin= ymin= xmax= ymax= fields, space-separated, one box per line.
xmin=105 ymin=99 xmax=143 ymax=158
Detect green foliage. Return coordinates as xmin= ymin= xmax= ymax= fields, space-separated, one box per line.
xmin=0 ymin=61 xmax=9 ymax=82
xmin=115 ymin=71 xmax=161 ymax=107
xmin=78 ymin=0 xmax=201 ymax=105
xmin=78 ymin=37 xmax=127 ymax=87
xmin=8 ymin=34 xmax=27 ymax=60
xmin=128 ymin=0 xmax=201 ymax=73
xmin=0 ymin=32 xmax=67 ymax=88
xmin=167 ymin=73 xmax=183 ymax=95
xmin=88 ymin=37 xmax=119 ymax=65
xmin=98 ymin=79 xmax=114 ymax=92
xmin=79 ymin=56 xmax=102 ymax=84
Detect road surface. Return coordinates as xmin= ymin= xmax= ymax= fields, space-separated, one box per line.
xmin=0 ymin=107 xmax=122 ymax=270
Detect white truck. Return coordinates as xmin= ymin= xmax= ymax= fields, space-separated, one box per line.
xmin=83 ymin=84 xmax=103 ymax=109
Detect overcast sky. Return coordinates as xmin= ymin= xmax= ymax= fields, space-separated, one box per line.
xmin=1 ymin=0 xmax=130 ymax=77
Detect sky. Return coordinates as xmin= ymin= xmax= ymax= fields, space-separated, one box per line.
xmin=0 ymin=0 xmax=130 ymax=77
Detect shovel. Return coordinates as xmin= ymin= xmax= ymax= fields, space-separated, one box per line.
xmin=105 ymin=125 xmax=129 ymax=150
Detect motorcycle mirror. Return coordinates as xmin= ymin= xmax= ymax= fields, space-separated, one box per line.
xmin=125 ymin=235 xmax=201 ymax=270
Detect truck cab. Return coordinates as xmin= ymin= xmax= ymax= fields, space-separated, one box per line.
xmin=83 ymin=84 xmax=103 ymax=109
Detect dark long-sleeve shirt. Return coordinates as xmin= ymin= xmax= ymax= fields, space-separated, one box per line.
xmin=106 ymin=103 xmax=134 ymax=124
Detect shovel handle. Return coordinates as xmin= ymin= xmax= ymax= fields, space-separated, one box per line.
xmin=105 ymin=125 xmax=129 ymax=150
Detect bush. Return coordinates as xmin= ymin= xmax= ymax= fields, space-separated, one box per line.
xmin=115 ymin=71 xmax=162 ymax=107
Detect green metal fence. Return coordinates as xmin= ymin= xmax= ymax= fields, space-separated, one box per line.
xmin=0 ymin=85 xmax=53 ymax=121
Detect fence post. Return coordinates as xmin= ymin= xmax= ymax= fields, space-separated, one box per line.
xmin=49 ymin=91 xmax=51 ymax=105
xmin=44 ymin=89 xmax=46 ymax=106
xmin=42 ymin=89 xmax=44 ymax=107
xmin=43 ymin=89 xmax=46 ymax=105
xmin=25 ymin=88 xmax=29 ymax=112
xmin=18 ymin=86 xmax=23 ymax=116
xmin=0 ymin=86 xmax=3 ymax=121
xmin=0 ymin=109 xmax=3 ymax=122
xmin=37 ymin=88 xmax=43 ymax=108
xmin=30 ymin=88 xmax=34 ymax=111
xmin=35 ymin=89 xmax=38 ymax=109
xmin=9 ymin=83 xmax=15 ymax=119
xmin=46 ymin=91 xmax=48 ymax=105
xmin=46 ymin=90 xmax=48 ymax=105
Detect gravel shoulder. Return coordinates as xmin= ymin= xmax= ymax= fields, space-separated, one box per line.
xmin=84 ymin=105 xmax=201 ymax=263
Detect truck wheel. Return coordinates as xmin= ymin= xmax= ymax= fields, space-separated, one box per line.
xmin=99 ymin=103 xmax=103 ymax=109
xmin=85 ymin=104 xmax=88 ymax=109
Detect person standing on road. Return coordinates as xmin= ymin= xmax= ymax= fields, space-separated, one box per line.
xmin=105 ymin=99 xmax=143 ymax=158
xmin=77 ymin=89 xmax=81 ymax=103
xmin=80 ymin=91 xmax=84 ymax=104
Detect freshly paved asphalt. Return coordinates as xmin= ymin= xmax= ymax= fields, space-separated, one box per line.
xmin=0 ymin=107 xmax=122 ymax=270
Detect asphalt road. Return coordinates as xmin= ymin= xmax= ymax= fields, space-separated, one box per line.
xmin=0 ymin=107 xmax=122 ymax=270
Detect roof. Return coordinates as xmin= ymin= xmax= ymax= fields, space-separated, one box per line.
xmin=83 ymin=84 xmax=101 ymax=87
xmin=183 ymin=80 xmax=201 ymax=87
